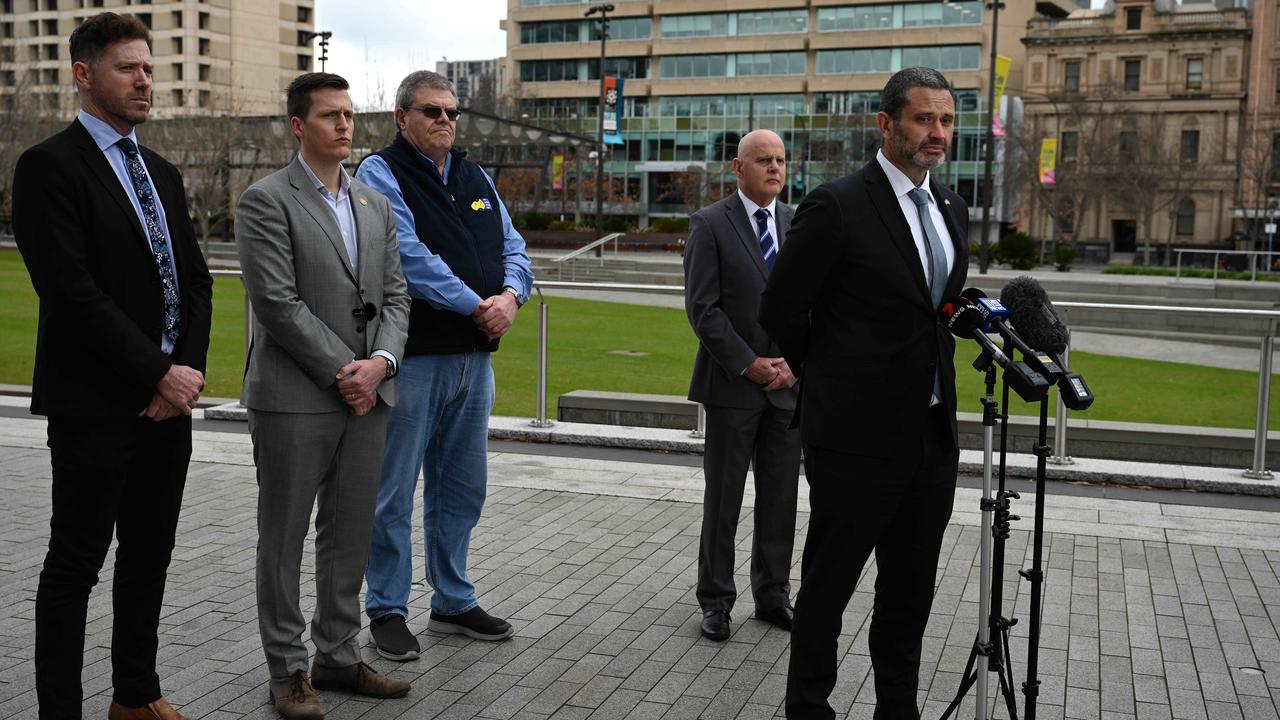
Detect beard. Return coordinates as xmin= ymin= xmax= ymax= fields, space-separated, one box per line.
xmin=890 ymin=130 xmax=948 ymax=172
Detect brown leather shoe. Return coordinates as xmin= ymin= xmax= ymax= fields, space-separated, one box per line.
xmin=107 ymin=698 xmax=190 ymax=720
xmin=267 ymin=670 xmax=324 ymax=720
xmin=310 ymin=661 xmax=410 ymax=698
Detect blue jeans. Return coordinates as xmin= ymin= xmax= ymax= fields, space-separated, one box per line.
xmin=366 ymin=352 xmax=494 ymax=618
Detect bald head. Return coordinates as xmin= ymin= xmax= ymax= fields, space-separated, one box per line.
xmin=733 ymin=130 xmax=787 ymax=207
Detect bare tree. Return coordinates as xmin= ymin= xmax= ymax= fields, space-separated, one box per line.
xmin=0 ymin=71 xmax=63 ymax=232
xmin=1238 ymin=114 xmax=1280 ymax=251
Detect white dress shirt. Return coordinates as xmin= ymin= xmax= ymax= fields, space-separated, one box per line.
xmin=737 ymin=189 xmax=778 ymax=253
xmin=874 ymin=149 xmax=955 ymax=288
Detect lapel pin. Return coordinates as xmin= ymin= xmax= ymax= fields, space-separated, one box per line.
xmin=359 ymin=197 xmax=368 ymax=206
xmin=944 ymin=199 xmax=951 ymax=206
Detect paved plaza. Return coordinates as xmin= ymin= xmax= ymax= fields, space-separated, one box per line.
xmin=2 ymin=407 xmax=1280 ymax=720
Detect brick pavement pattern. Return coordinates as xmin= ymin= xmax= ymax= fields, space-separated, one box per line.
xmin=1 ymin=416 xmax=1279 ymax=719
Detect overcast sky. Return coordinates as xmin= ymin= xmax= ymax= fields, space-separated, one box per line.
xmin=314 ymin=0 xmax=510 ymax=110
xmin=314 ymin=0 xmax=1118 ymax=110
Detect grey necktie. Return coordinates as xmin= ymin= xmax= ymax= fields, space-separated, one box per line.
xmin=908 ymin=186 xmax=948 ymax=309
xmin=908 ymin=185 xmax=947 ymax=405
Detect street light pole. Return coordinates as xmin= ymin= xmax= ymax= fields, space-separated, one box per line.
xmin=585 ymin=3 xmax=614 ymax=253
xmin=305 ymin=30 xmax=332 ymax=72
xmin=978 ymin=1 xmax=1004 ymax=275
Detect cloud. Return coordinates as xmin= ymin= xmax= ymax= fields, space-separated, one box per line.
xmin=315 ymin=0 xmax=509 ymax=110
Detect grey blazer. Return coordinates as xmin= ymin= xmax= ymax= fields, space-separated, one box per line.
xmin=684 ymin=192 xmax=798 ymax=411
xmin=236 ymin=156 xmax=410 ymax=413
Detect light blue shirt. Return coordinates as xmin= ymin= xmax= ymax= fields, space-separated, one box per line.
xmin=356 ymin=151 xmax=534 ymax=316
xmin=296 ymin=153 xmax=398 ymax=374
xmin=79 ymin=109 xmax=180 ymax=355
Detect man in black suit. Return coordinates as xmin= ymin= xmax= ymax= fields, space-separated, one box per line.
xmin=683 ymin=129 xmax=801 ymax=642
xmin=759 ymin=67 xmax=969 ymax=720
xmin=12 ymin=13 xmax=212 ymax=720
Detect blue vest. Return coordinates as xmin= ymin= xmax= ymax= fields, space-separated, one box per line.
xmin=370 ymin=135 xmax=505 ymax=354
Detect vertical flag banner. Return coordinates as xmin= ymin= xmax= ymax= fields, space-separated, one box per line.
xmin=603 ymin=76 xmax=625 ymax=145
xmin=552 ymin=153 xmax=565 ymax=191
xmin=1039 ymin=139 xmax=1058 ymax=186
xmin=992 ymin=54 xmax=1011 ymax=138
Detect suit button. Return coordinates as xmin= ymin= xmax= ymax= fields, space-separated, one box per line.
xmin=356 ymin=324 xmax=365 ymax=333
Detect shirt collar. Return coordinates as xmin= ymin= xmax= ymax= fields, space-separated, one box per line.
xmin=417 ymin=149 xmax=452 ymax=181
xmin=78 ymin=109 xmax=139 ymax=153
xmin=737 ymin=188 xmax=776 ymax=220
xmin=876 ymin=149 xmax=933 ymax=204
xmin=297 ymin=152 xmax=351 ymax=197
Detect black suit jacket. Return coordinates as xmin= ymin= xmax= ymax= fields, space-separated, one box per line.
xmin=13 ymin=119 xmax=213 ymax=417
xmin=759 ymin=158 xmax=968 ymax=457
xmin=684 ymin=192 xmax=798 ymax=411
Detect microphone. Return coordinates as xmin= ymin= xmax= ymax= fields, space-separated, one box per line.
xmin=998 ymin=277 xmax=1094 ymax=410
xmin=940 ymin=295 xmax=1050 ymax=403
xmin=961 ymin=287 xmax=1067 ymax=380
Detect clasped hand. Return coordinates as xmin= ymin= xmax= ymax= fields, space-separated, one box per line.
xmin=336 ymin=358 xmax=386 ymax=416
xmin=744 ymin=356 xmax=796 ymax=393
xmin=471 ymin=292 xmax=519 ymax=341
xmin=141 ymin=364 xmax=205 ymax=421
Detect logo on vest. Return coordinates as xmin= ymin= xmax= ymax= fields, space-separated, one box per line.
xmin=470 ymin=198 xmax=493 ymax=212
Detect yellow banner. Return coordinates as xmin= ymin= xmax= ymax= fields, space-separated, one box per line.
xmin=993 ymin=54 xmax=1012 ymax=114
xmin=552 ymin=153 xmax=564 ymax=191
xmin=1039 ymin=139 xmax=1057 ymax=186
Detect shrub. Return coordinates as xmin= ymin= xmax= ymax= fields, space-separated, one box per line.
xmin=548 ymin=219 xmax=579 ymax=231
xmin=604 ymin=216 xmax=629 ymax=233
xmin=522 ymin=212 xmax=552 ymax=231
xmin=651 ymin=216 xmax=690 ymax=233
xmin=996 ymin=231 xmax=1037 ymax=270
xmin=1051 ymin=245 xmax=1077 ymax=272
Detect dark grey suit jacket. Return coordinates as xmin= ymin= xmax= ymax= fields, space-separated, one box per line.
xmin=684 ymin=192 xmax=798 ymax=411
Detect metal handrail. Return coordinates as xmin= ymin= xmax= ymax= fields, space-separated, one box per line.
xmin=1173 ymin=248 xmax=1280 ymax=283
xmin=211 ymin=269 xmax=1277 ymax=478
xmin=551 ymin=232 xmax=625 ymax=264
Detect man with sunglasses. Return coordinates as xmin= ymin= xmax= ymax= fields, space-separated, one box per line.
xmin=356 ymin=70 xmax=533 ymax=659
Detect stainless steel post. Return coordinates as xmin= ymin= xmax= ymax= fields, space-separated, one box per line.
xmin=1175 ymin=250 xmax=1182 ymax=282
xmin=1243 ymin=318 xmax=1275 ymax=479
xmin=531 ymin=288 xmax=554 ymax=428
xmin=1049 ymin=342 xmax=1074 ymax=465
xmin=690 ymin=403 xmax=706 ymax=438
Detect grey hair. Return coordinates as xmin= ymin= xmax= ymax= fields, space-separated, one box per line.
xmin=880 ymin=67 xmax=957 ymax=121
xmin=395 ymin=70 xmax=456 ymax=109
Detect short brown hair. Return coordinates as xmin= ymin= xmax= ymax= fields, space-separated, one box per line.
xmin=69 ymin=13 xmax=151 ymax=68
xmin=286 ymin=72 xmax=350 ymax=121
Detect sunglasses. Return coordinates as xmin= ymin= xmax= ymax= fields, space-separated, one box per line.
xmin=407 ymin=105 xmax=461 ymax=121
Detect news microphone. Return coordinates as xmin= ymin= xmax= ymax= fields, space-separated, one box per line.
xmin=998 ymin=277 xmax=1094 ymax=410
xmin=939 ymin=296 xmax=1050 ymax=403
xmin=961 ymin=287 xmax=1068 ymax=381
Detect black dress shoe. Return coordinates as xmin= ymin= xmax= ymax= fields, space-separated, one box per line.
xmin=755 ymin=604 xmax=794 ymax=631
xmin=700 ymin=609 xmax=731 ymax=641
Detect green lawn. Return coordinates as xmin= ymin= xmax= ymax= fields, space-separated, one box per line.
xmin=1 ymin=248 xmax=1276 ymax=430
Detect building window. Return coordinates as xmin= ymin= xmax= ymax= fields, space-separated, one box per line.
xmin=173 ymin=36 xmax=182 ymax=53
xmin=1126 ymin=7 xmax=1142 ymax=30
xmin=817 ymin=45 xmax=980 ymax=74
xmin=198 ymin=12 xmax=209 ymax=30
xmin=171 ymin=10 xmax=182 ymax=27
xmin=586 ymin=56 xmax=651 ymax=80
xmin=519 ymin=59 xmax=581 ymax=82
xmin=1123 ymin=59 xmax=1140 ymax=92
xmin=661 ymin=13 xmax=729 ymax=38
xmin=43 ymin=19 xmax=57 ymax=35
xmin=1064 ymin=60 xmax=1080 ymax=92
xmin=1270 ymin=133 xmax=1280 ymax=181
xmin=1186 ymin=58 xmax=1203 ymax=90
xmin=297 ymin=6 xmax=310 ymax=23
xmin=1 ymin=22 xmax=10 ymax=38
xmin=734 ymin=52 xmax=805 ymax=76
xmin=1060 ymin=131 xmax=1078 ymax=162
xmin=136 ymin=13 xmax=151 ymax=29
xmin=1275 ymin=67 xmax=1280 ymax=104
xmin=735 ymin=9 xmax=807 ymax=35
xmin=297 ymin=54 xmax=309 ymax=71
xmin=1175 ymin=198 xmax=1195 ymax=236
xmin=172 ymin=62 xmax=182 ymax=80
xmin=43 ymin=43 xmax=58 ymax=60
xmin=198 ymin=63 xmax=209 ymax=81
xmin=198 ymin=37 xmax=209 ymax=55
xmin=1180 ymin=130 xmax=1199 ymax=163
xmin=1119 ymin=131 xmax=1137 ymax=163
xmin=171 ymin=89 xmax=183 ymax=106
xmin=817 ymin=2 xmax=982 ymax=31
xmin=817 ymin=48 xmax=893 ymax=74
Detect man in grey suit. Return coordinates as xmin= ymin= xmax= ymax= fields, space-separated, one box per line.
xmin=235 ymin=73 xmax=412 ymax=720
xmin=683 ymin=129 xmax=802 ymax=642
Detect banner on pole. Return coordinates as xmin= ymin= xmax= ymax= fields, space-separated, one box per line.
xmin=603 ymin=76 xmax=624 ymax=145
xmin=992 ymin=54 xmax=1011 ymax=137
xmin=1039 ymin=139 xmax=1058 ymax=186
xmin=552 ymin=153 xmax=565 ymax=191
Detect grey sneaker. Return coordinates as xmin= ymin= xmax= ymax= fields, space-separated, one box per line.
xmin=369 ymin=614 xmax=420 ymax=661
xmin=427 ymin=606 xmax=514 ymax=641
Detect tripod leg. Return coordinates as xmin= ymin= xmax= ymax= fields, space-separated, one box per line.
xmin=939 ymin=637 xmax=982 ymax=720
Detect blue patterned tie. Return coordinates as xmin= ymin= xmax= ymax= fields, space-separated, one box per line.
xmin=754 ymin=207 xmax=776 ymax=271
xmin=117 ymin=138 xmax=181 ymax=350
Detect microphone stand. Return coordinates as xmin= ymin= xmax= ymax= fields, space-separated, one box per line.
xmin=940 ymin=353 xmax=1020 ymax=720
xmin=1019 ymin=386 xmax=1051 ymax=720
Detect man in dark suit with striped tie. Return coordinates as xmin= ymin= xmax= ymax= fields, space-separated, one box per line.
xmin=683 ymin=129 xmax=801 ymax=642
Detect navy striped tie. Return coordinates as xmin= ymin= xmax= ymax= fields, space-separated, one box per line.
xmin=754 ymin=207 xmax=776 ymax=270
xmin=118 ymin=138 xmax=181 ymax=350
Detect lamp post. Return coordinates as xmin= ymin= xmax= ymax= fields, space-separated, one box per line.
xmin=585 ymin=3 xmax=614 ymax=254
xmin=304 ymin=30 xmax=332 ymax=72
xmin=978 ymin=1 xmax=1005 ymax=274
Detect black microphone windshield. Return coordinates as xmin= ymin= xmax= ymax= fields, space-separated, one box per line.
xmin=999 ymin=276 xmax=1069 ymax=354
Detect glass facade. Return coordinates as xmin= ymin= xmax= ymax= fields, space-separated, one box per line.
xmin=660 ymin=9 xmax=807 ymax=38
xmin=521 ymin=17 xmax=651 ymax=43
xmin=817 ymin=1 xmax=982 ymax=32
xmin=817 ymin=45 xmax=981 ymax=74
xmin=661 ymin=52 xmax=805 ymax=79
